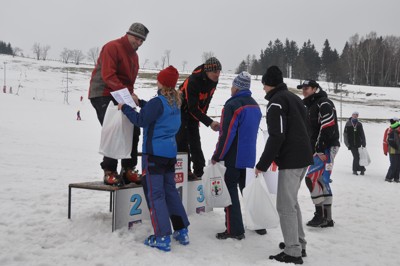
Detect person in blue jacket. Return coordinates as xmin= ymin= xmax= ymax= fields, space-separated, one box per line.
xmin=118 ymin=66 xmax=189 ymax=252
xmin=211 ymin=71 xmax=262 ymax=240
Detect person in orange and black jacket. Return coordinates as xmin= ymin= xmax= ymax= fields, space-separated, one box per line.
xmin=383 ymin=118 xmax=400 ymax=182
xmin=88 ymin=22 xmax=149 ymax=186
xmin=344 ymin=111 xmax=366 ymax=175
xmin=176 ymin=57 xmax=221 ymax=180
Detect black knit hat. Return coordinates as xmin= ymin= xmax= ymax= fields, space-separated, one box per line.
xmin=204 ymin=57 xmax=222 ymax=72
xmin=127 ymin=23 xmax=149 ymax=41
xmin=262 ymin=66 xmax=283 ymax=86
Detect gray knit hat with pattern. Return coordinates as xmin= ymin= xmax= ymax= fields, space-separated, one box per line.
xmin=233 ymin=71 xmax=251 ymax=90
xmin=204 ymin=57 xmax=222 ymax=72
xmin=127 ymin=23 xmax=149 ymax=41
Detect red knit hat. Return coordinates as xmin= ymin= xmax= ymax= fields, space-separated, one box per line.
xmin=157 ymin=66 xmax=179 ymax=88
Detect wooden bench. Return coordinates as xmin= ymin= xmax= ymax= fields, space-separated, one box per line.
xmin=68 ymin=181 xmax=142 ymax=232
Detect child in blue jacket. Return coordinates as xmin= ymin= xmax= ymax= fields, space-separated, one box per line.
xmin=118 ymin=66 xmax=189 ymax=252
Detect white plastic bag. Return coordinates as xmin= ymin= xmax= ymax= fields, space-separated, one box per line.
xmin=263 ymin=168 xmax=279 ymax=194
xmin=99 ymin=102 xmax=134 ymax=159
xmin=202 ymin=163 xmax=231 ymax=208
xmin=358 ymin=147 xmax=371 ymax=166
xmin=243 ymin=175 xmax=280 ymax=230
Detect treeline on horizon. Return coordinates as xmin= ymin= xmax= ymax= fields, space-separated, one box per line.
xmin=0 ymin=41 xmax=13 ymax=56
xmin=236 ymin=32 xmax=400 ymax=87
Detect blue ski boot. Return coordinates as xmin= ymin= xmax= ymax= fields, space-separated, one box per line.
xmin=173 ymin=228 xmax=189 ymax=245
xmin=144 ymin=235 xmax=171 ymax=252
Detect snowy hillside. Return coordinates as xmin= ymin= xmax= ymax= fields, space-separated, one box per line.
xmin=1 ymin=54 xmax=400 ymax=266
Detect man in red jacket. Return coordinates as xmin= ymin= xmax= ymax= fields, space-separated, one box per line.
xmin=88 ymin=22 xmax=149 ymax=185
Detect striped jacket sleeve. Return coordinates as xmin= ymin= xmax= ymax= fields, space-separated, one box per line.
xmin=212 ymin=104 xmax=238 ymax=161
xmin=315 ymin=100 xmax=336 ymax=153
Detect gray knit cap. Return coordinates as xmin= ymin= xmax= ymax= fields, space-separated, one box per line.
xmin=127 ymin=23 xmax=149 ymax=41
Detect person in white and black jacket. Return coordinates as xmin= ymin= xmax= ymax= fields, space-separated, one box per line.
xmin=256 ymin=66 xmax=313 ymax=265
xmin=297 ymin=80 xmax=340 ymax=229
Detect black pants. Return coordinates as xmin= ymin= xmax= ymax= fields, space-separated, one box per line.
xmin=176 ymin=114 xmax=205 ymax=177
xmin=350 ymin=147 xmax=366 ymax=172
xmin=387 ymin=154 xmax=400 ymax=181
xmin=90 ymin=96 xmax=140 ymax=171
xmin=224 ymin=167 xmax=246 ymax=235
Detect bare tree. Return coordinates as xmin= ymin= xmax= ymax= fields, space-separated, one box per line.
xmin=359 ymin=32 xmax=379 ymax=85
xmin=87 ymin=47 xmax=99 ymax=65
xmin=344 ymin=34 xmax=360 ymax=84
xmin=32 ymin=43 xmax=41 ymax=60
xmin=71 ymin=49 xmax=85 ymax=65
xmin=12 ymin=47 xmax=22 ymax=57
xmin=161 ymin=56 xmax=166 ymax=69
xmin=164 ymin=50 xmax=171 ymax=66
xmin=246 ymin=54 xmax=251 ymax=71
xmin=60 ymin=48 xmax=73 ymax=63
xmin=202 ymin=51 xmax=215 ymax=63
xmin=154 ymin=60 xmax=159 ymax=69
xmin=41 ymin=45 xmax=51 ymax=60
xmin=142 ymin=58 xmax=149 ymax=68
xmin=182 ymin=60 xmax=188 ymax=72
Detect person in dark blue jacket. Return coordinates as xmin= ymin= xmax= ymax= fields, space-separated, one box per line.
xmin=119 ymin=66 xmax=189 ymax=252
xmin=211 ymin=71 xmax=262 ymax=240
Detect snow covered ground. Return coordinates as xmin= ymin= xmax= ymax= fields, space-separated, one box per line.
xmin=1 ymin=54 xmax=400 ymax=266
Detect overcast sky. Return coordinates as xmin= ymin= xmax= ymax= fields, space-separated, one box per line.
xmin=1 ymin=0 xmax=400 ymax=73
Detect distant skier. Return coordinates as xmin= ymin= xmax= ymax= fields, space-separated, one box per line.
xmin=76 ymin=110 xmax=81 ymax=120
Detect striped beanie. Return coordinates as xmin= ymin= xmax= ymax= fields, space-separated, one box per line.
xmin=233 ymin=71 xmax=251 ymax=90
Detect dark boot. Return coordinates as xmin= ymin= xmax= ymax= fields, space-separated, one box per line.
xmin=307 ymin=206 xmax=324 ymax=227
xmin=255 ymin=229 xmax=267 ymax=235
xmin=216 ymin=231 xmax=245 ymax=240
xmin=269 ymin=252 xmax=303 ymax=264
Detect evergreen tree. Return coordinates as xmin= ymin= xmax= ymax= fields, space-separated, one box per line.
xmin=235 ymin=60 xmax=247 ymax=74
xmin=0 ymin=41 xmax=13 ymax=55
xmin=284 ymin=39 xmax=299 ymax=78
xmin=250 ymin=58 xmax=262 ymax=77
xmin=321 ymin=39 xmax=340 ymax=82
xmin=293 ymin=40 xmax=321 ymax=80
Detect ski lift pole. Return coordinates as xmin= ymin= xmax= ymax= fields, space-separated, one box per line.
xmin=3 ymin=62 xmax=7 ymax=88
xmin=64 ymin=67 xmax=69 ymax=104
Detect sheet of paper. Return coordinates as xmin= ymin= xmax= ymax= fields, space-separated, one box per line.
xmin=110 ymin=88 xmax=137 ymax=108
